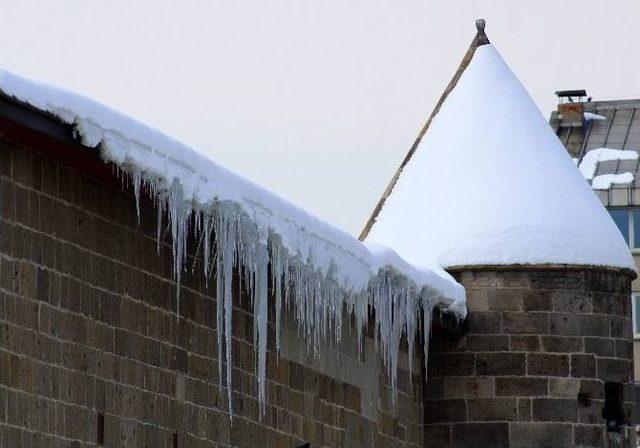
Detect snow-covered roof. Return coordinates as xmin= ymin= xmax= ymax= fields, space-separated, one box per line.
xmin=583 ymin=112 xmax=607 ymax=121
xmin=365 ymin=44 xmax=635 ymax=271
xmin=579 ymin=147 xmax=639 ymax=180
xmin=0 ymin=68 xmax=465 ymax=299
xmin=0 ymin=66 xmax=465 ymax=414
xmin=592 ymin=172 xmax=634 ymax=190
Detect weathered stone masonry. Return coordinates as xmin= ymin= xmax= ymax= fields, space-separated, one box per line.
xmin=424 ymin=268 xmax=635 ymax=448
xmin=0 ymin=136 xmax=426 ymax=447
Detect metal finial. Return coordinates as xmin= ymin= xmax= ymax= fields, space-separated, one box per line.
xmin=475 ymin=18 xmax=490 ymax=45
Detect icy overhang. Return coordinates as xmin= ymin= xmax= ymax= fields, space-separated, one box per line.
xmin=364 ymin=45 xmax=635 ymax=272
xmin=0 ymin=67 xmax=465 ymax=414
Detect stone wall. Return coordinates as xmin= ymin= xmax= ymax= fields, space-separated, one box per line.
xmin=424 ymin=268 xmax=635 ymax=448
xmin=0 ymin=138 xmax=425 ymax=447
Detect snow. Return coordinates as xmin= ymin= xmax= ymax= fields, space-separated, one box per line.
xmin=579 ymin=147 xmax=639 ymax=180
xmin=0 ymin=67 xmax=465 ymax=415
xmin=584 ymin=112 xmax=607 ymax=121
xmin=366 ymin=45 xmax=635 ymax=272
xmin=591 ymin=172 xmax=635 ymax=190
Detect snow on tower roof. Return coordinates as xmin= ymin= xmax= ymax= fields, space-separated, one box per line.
xmin=363 ymin=43 xmax=635 ymax=271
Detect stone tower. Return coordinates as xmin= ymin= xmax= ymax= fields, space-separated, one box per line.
xmin=361 ymin=21 xmax=636 ymax=447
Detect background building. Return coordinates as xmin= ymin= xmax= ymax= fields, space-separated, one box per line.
xmin=551 ymin=96 xmax=640 ymax=424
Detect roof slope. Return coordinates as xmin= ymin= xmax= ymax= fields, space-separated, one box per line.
xmin=364 ymin=44 xmax=635 ymax=271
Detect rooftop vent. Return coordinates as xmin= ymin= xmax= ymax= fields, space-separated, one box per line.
xmin=555 ymin=90 xmax=590 ymax=126
xmin=556 ymin=89 xmax=588 ymax=102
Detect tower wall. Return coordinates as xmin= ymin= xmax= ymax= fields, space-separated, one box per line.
xmin=424 ymin=268 xmax=635 ymax=448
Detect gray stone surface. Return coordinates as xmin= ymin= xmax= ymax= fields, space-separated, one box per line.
xmin=425 ymin=268 xmax=635 ymax=447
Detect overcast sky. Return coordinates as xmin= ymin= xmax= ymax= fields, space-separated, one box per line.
xmin=1 ymin=1 xmax=639 ymax=235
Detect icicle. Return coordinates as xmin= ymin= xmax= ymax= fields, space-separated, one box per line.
xmin=121 ymin=169 xmax=449 ymax=420
xmin=132 ymin=171 xmax=142 ymax=225
xmin=422 ymin=299 xmax=433 ymax=385
xmin=167 ymin=180 xmax=190 ymax=315
xmin=255 ymin=243 xmax=269 ymax=414
xmin=156 ymin=197 xmax=164 ymax=253
xmin=269 ymin=238 xmax=287 ymax=354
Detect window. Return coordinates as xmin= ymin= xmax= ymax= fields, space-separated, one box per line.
xmin=609 ymin=209 xmax=630 ymax=245
xmin=608 ymin=207 xmax=640 ymax=250
xmin=633 ymin=210 xmax=640 ymax=249
xmin=97 ymin=413 xmax=104 ymax=446
xmin=633 ymin=294 xmax=640 ymax=338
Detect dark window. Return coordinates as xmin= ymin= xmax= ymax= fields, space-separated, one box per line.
xmin=602 ymin=382 xmax=626 ymax=432
xmin=633 ymin=294 xmax=640 ymax=337
xmin=633 ymin=210 xmax=640 ymax=249
xmin=609 ymin=209 xmax=630 ymax=245
xmin=173 ymin=433 xmax=178 ymax=448
xmin=97 ymin=413 xmax=105 ymax=446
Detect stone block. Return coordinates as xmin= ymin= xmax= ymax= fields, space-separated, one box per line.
xmin=457 ymin=271 xmax=497 ymax=288
xmin=423 ymin=424 xmax=452 ymax=448
xmin=497 ymin=271 xmax=531 ymax=288
xmin=476 ymin=353 xmax=525 ymax=376
xmin=548 ymin=313 xmax=579 ymax=336
xmin=522 ymin=290 xmax=553 ymax=312
xmin=423 ymin=399 xmax=467 ymax=424
xmin=432 ymin=334 xmax=468 ymax=352
xmin=510 ymin=335 xmax=540 ymax=352
xmin=468 ymin=398 xmax=518 ymax=421
xmin=465 ymin=288 xmax=490 ymax=312
xmin=548 ymin=378 xmax=580 ymax=398
xmin=443 ymin=377 xmax=494 ymax=399
xmin=530 ymin=270 xmax=583 ymax=290
xmin=583 ymin=337 xmax=614 ymax=357
xmin=578 ymin=379 xmax=604 ymax=401
xmin=466 ymin=311 xmax=502 ymax=334
xmin=578 ymin=314 xmax=610 ymax=337
xmin=495 ymin=377 xmax=548 ymax=397
xmin=509 ymin=422 xmax=572 ymax=448
xmin=614 ymin=338 xmax=633 ymax=359
xmin=541 ymin=336 xmax=583 ymax=353
xmin=517 ymin=398 xmax=531 ymax=421
xmin=424 ymin=377 xmax=444 ymax=400
xmin=578 ymin=399 xmax=604 ymax=424
xmin=610 ymin=316 xmax=632 ymax=338
xmin=573 ymin=424 xmax=605 ymax=448
xmin=552 ymin=290 xmax=592 ymax=313
xmin=489 ymin=289 xmax=522 ymax=311
xmin=570 ymin=354 xmax=596 ymax=378
xmin=527 ymin=353 xmax=569 ymax=377
xmin=467 ymin=335 xmax=509 ymax=352
xmin=533 ymin=399 xmax=580 ymax=425
xmin=503 ymin=312 xmax=548 ymax=335
xmin=596 ymin=357 xmax=631 ymax=383
xmin=429 ymin=353 xmax=475 ymax=377
xmin=451 ymin=423 xmax=509 ymax=448
xmin=17 ymin=261 xmax=37 ymax=300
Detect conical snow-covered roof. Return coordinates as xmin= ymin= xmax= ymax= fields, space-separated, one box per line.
xmin=363 ymin=40 xmax=634 ymax=271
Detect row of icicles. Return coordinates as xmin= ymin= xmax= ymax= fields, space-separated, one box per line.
xmin=122 ymin=170 xmax=436 ymax=419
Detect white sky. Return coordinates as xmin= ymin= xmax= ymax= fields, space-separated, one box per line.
xmin=1 ymin=1 xmax=639 ymax=236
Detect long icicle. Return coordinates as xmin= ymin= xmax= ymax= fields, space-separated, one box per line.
xmin=133 ymin=172 xmax=444 ymax=421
